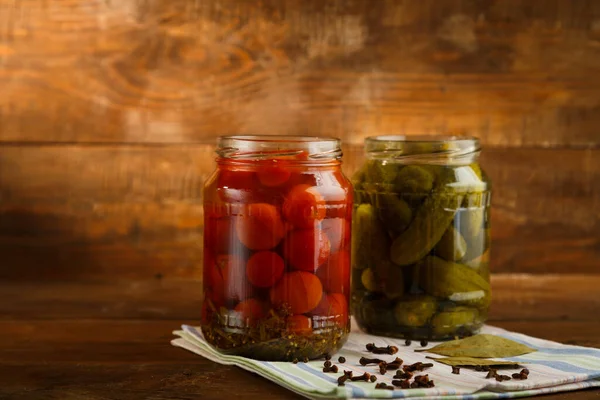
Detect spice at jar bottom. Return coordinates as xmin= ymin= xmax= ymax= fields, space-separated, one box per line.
xmin=201 ymin=136 xmax=353 ymax=361
xmin=351 ymin=136 xmax=492 ymax=341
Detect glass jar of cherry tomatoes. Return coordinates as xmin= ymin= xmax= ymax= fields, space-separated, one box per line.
xmin=201 ymin=136 xmax=353 ymax=361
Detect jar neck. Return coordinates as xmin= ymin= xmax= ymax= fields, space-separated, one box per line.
xmin=216 ymin=135 xmax=342 ymax=166
xmin=365 ymin=135 xmax=481 ymax=165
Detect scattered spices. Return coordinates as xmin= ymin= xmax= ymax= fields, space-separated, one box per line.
xmin=303 ymin=357 xmax=309 ymax=363
xmin=323 ymin=364 xmax=338 ymax=373
xmin=495 ymin=374 xmax=511 ymax=382
xmin=337 ymin=375 xmax=348 ymax=386
xmin=350 ymin=372 xmax=371 ymax=382
xmin=392 ymin=379 xmax=410 ymax=389
xmin=369 ymin=375 xmax=377 ymax=382
xmin=366 ymin=343 xmax=398 ymax=355
xmin=338 ymin=356 xmax=346 ymax=363
xmin=394 ymin=370 xmax=413 ymax=380
xmin=452 ymin=366 xmax=460 ymax=375
xmin=405 ymin=339 xmax=412 ymax=346
xmin=410 ymin=381 xmax=419 ymax=388
xmin=375 ymin=382 xmax=394 ymax=390
xmin=325 ymin=354 xmax=332 ymax=361
xmin=323 ymin=360 xmax=332 ymax=368
xmin=359 ymin=357 xmax=385 ymax=366
xmin=420 ymin=340 xmax=428 ymax=347
xmin=521 ymin=368 xmax=530 ymax=376
xmin=292 ymin=358 xmax=299 ymax=364
xmin=413 ymin=374 xmax=435 ymax=388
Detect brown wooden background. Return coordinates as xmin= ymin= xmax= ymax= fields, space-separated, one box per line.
xmin=1 ymin=0 xmax=599 ymax=282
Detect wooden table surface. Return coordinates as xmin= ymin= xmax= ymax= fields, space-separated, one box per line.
xmin=0 ymin=275 xmax=598 ymax=399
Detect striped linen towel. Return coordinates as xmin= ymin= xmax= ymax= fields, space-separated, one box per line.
xmin=171 ymin=320 xmax=600 ymax=399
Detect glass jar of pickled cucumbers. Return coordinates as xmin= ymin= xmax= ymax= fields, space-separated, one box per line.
xmin=202 ymin=136 xmax=353 ymax=360
xmin=351 ymin=136 xmax=491 ymax=340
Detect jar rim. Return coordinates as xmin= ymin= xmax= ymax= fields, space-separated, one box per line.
xmin=216 ymin=135 xmax=342 ymax=161
xmin=365 ymin=135 xmax=481 ymax=164
xmin=365 ymin=134 xmax=479 ymax=144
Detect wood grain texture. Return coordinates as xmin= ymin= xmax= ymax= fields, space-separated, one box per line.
xmin=1 ymin=0 xmax=600 ymax=145
xmin=0 ymin=275 xmax=598 ymax=322
xmin=1 ymin=144 xmax=598 ymax=279
xmin=0 ymin=276 xmax=599 ymax=399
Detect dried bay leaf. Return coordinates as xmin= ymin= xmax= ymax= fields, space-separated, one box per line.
xmin=415 ymin=334 xmax=536 ymax=358
xmin=427 ymin=356 xmax=522 ymax=368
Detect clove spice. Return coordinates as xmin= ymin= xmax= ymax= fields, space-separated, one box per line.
xmin=512 ymin=369 xmax=529 ymax=380
xmin=338 ymin=356 xmax=346 ymax=364
xmin=323 ymin=364 xmax=338 ymax=373
xmin=359 ymin=357 xmax=385 ymax=366
xmin=495 ymin=374 xmax=512 ymax=382
xmin=403 ymin=362 xmax=433 ymax=372
xmin=485 ymin=369 xmax=498 ymax=379
xmin=366 ymin=343 xmax=398 ymax=355
xmin=391 ymin=379 xmax=410 ymax=389
xmin=384 ymin=357 xmax=404 ymax=371
xmin=394 ymin=370 xmax=413 ymax=380
xmin=375 ymin=382 xmax=395 ymax=390
xmin=350 ymin=372 xmax=371 ymax=382
xmin=337 ymin=370 xmax=353 ymax=386
xmin=452 ymin=366 xmax=460 ymax=375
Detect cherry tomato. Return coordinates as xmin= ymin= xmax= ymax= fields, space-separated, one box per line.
xmin=286 ymin=315 xmax=313 ymax=335
xmin=216 ymin=168 xmax=259 ymax=203
xmin=235 ymin=203 xmax=285 ymax=250
xmin=269 ymin=271 xmax=323 ymax=314
xmin=257 ymin=163 xmax=291 ymax=187
xmin=282 ymin=184 xmax=326 ymax=228
xmin=246 ymin=251 xmax=285 ymax=288
xmin=283 ymin=227 xmax=331 ymax=272
xmin=234 ymin=298 xmax=268 ymax=326
xmin=316 ymin=251 xmax=350 ymax=294
xmin=307 ymin=292 xmax=348 ymax=327
xmin=327 ymin=293 xmax=348 ymax=327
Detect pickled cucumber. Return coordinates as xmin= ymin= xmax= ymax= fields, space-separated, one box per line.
xmin=431 ymin=307 xmax=479 ymax=336
xmin=418 ymin=256 xmax=490 ymax=308
xmin=394 ymin=296 xmax=437 ymax=327
xmin=390 ymin=171 xmax=463 ymax=266
xmin=376 ymin=261 xmax=405 ymax=300
xmin=435 ymin=226 xmax=467 ymax=261
xmin=361 ymin=268 xmax=378 ymax=292
xmin=373 ymin=193 xmax=413 ymax=235
xmin=356 ymin=296 xmax=396 ymax=330
xmin=365 ymin=160 xmax=401 ymax=186
xmin=395 ymin=165 xmax=434 ymax=194
xmin=352 ymin=204 xmax=391 ymax=270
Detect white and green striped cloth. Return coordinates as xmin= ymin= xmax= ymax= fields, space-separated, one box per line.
xmin=172 ymin=321 xmax=600 ymax=399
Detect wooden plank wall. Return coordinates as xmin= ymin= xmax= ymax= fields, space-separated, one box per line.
xmin=0 ymin=0 xmax=599 ymax=281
